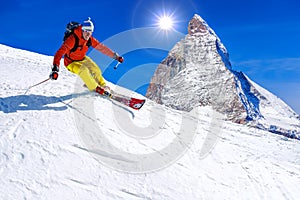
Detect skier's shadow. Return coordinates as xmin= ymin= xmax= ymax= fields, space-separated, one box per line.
xmin=0 ymin=92 xmax=134 ymax=118
xmin=0 ymin=92 xmax=89 ymax=113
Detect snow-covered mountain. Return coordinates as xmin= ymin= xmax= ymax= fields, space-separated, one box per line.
xmin=0 ymin=42 xmax=300 ymax=200
xmin=146 ymin=14 xmax=300 ymax=139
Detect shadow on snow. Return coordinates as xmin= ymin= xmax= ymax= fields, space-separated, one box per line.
xmin=0 ymin=92 xmax=90 ymax=113
xmin=0 ymin=92 xmax=134 ymax=119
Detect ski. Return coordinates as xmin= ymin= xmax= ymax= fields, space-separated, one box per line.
xmin=101 ymin=91 xmax=146 ymax=110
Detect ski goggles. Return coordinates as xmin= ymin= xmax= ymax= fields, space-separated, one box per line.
xmin=82 ymin=28 xmax=93 ymax=33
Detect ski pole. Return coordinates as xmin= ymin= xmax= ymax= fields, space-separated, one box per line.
xmin=114 ymin=62 xmax=121 ymax=70
xmin=24 ymin=77 xmax=51 ymax=94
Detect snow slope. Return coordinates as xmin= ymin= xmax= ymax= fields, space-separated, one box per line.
xmin=0 ymin=44 xmax=300 ymax=199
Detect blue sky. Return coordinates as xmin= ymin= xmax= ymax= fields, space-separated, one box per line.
xmin=1 ymin=0 xmax=299 ymax=114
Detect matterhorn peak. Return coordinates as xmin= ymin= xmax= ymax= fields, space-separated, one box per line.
xmin=188 ymin=14 xmax=209 ymax=35
xmin=187 ymin=14 xmax=231 ymax=70
xmin=146 ymin=14 xmax=247 ymax=122
xmin=146 ymin=14 xmax=300 ymax=139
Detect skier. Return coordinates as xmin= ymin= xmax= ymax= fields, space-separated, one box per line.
xmin=50 ymin=17 xmax=124 ymax=95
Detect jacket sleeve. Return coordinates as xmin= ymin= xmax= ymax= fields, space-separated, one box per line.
xmin=91 ymin=37 xmax=115 ymax=58
xmin=53 ymin=35 xmax=75 ymax=66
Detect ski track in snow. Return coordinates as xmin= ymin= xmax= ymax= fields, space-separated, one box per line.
xmin=0 ymin=44 xmax=300 ymax=199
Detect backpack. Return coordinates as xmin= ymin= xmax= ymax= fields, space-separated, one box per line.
xmin=63 ymin=21 xmax=92 ymax=53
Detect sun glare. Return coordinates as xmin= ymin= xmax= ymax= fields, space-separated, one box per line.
xmin=158 ymin=15 xmax=174 ymax=30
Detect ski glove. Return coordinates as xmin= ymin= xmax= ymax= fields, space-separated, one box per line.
xmin=113 ymin=52 xmax=124 ymax=63
xmin=50 ymin=64 xmax=59 ymax=80
xmin=117 ymin=56 xmax=124 ymax=63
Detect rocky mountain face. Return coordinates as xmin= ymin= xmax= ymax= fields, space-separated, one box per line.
xmin=146 ymin=14 xmax=247 ymax=123
xmin=146 ymin=14 xmax=300 ymax=138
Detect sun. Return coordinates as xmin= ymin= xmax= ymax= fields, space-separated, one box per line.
xmin=158 ymin=15 xmax=174 ymax=30
xmin=152 ymin=10 xmax=177 ymax=32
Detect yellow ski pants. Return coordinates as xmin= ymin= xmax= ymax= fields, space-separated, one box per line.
xmin=66 ymin=56 xmax=106 ymax=91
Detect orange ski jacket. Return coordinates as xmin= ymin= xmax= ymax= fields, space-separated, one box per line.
xmin=53 ymin=26 xmax=115 ymax=67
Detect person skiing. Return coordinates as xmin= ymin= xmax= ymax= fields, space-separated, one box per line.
xmin=50 ymin=17 xmax=123 ymax=95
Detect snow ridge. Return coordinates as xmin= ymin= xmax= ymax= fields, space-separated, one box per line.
xmin=233 ymin=71 xmax=263 ymax=121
